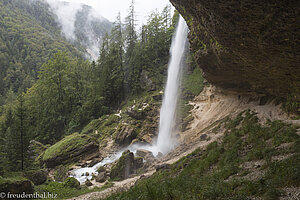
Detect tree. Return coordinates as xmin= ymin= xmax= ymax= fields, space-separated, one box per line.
xmin=123 ymin=0 xmax=138 ymax=95
xmin=0 ymin=92 xmax=30 ymax=171
xmin=15 ymin=92 xmax=26 ymax=170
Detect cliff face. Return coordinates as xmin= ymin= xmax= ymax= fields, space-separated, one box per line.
xmin=170 ymin=0 xmax=299 ymax=101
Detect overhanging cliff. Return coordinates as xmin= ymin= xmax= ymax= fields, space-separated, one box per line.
xmin=170 ymin=0 xmax=299 ymax=102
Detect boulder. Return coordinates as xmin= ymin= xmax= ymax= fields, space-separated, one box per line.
xmin=110 ymin=150 xmax=143 ymax=180
xmin=136 ymin=149 xmax=154 ymax=159
xmin=115 ymin=126 xmax=137 ymax=146
xmin=24 ymin=170 xmax=47 ymax=185
xmin=95 ymin=172 xmax=106 ymax=183
xmin=53 ymin=165 xmax=69 ymax=182
xmin=130 ymin=139 xmax=149 ymax=147
xmin=42 ymin=133 xmax=99 ymax=168
xmin=85 ymin=179 xmax=93 ymax=186
xmin=137 ymin=149 xmax=155 ymax=163
xmin=63 ymin=177 xmax=80 ymax=189
xmin=0 ymin=177 xmax=34 ymax=194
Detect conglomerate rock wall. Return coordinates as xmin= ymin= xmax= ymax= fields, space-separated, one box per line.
xmin=170 ymin=0 xmax=299 ymax=101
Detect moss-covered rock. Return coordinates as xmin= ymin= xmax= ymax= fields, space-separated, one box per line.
xmin=63 ymin=177 xmax=80 ymax=189
xmin=0 ymin=176 xmax=34 ymax=194
xmin=24 ymin=170 xmax=47 ymax=185
xmin=42 ymin=133 xmax=99 ymax=168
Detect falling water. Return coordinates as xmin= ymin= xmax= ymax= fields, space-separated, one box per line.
xmin=156 ymin=16 xmax=188 ymax=154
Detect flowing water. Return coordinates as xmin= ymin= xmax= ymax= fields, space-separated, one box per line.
xmin=156 ymin=16 xmax=189 ymax=154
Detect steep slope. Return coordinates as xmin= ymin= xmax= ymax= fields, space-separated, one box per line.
xmin=170 ymin=0 xmax=299 ymax=107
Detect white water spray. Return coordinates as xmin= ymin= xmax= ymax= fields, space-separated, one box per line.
xmin=156 ymin=16 xmax=188 ymax=154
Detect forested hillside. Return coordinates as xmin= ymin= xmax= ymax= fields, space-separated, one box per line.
xmin=0 ymin=0 xmax=113 ymax=106
xmin=0 ymin=0 xmax=83 ymax=104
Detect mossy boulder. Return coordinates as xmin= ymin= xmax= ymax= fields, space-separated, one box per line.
xmin=63 ymin=177 xmax=80 ymax=189
xmin=42 ymin=133 xmax=99 ymax=168
xmin=0 ymin=176 xmax=34 ymax=194
xmin=24 ymin=170 xmax=47 ymax=185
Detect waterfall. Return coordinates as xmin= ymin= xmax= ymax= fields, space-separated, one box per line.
xmin=156 ymin=16 xmax=188 ymax=154
xmin=69 ymin=16 xmax=189 ymax=183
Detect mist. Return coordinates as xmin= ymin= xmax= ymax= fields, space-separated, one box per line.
xmin=44 ymin=0 xmax=111 ymax=60
xmin=44 ymin=0 xmax=172 ymax=60
xmin=46 ymin=0 xmax=82 ymax=40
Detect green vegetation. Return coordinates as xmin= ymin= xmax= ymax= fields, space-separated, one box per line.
xmin=105 ymin=110 xmax=300 ymax=199
xmin=183 ymin=66 xmax=204 ymax=97
xmin=0 ymin=175 xmax=28 ymax=185
xmin=35 ymin=177 xmax=113 ymax=200
xmin=178 ymin=58 xmax=204 ymax=131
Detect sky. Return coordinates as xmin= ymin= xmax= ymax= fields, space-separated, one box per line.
xmin=59 ymin=0 xmax=174 ymax=26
